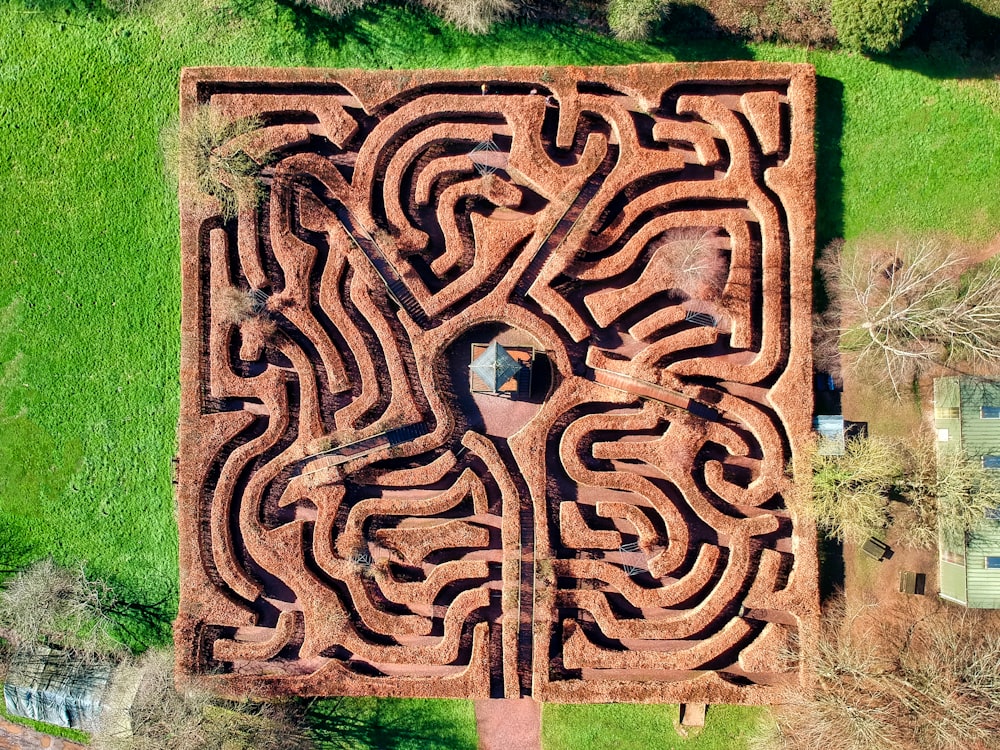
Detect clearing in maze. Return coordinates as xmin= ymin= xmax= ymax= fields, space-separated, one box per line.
xmin=175 ymin=62 xmax=819 ymax=704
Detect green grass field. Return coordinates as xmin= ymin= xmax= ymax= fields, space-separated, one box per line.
xmin=0 ymin=0 xmax=997 ymax=742
xmin=542 ymin=703 xmax=764 ymax=750
xmin=307 ymin=696 xmax=478 ymax=749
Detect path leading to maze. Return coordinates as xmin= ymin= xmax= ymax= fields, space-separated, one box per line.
xmin=474 ymin=699 xmax=541 ymax=750
xmin=176 ymin=62 xmax=820 ymax=706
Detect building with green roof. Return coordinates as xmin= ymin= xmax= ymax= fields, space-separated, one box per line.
xmin=934 ymin=377 xmax=1000 ymax=608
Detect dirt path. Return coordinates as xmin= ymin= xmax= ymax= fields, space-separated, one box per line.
xmin=0 ymin=719 xmax=84 ymax=750
xmin=475 ymin=699 xmax=541 ymax=750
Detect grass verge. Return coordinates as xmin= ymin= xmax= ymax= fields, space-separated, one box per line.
xmin=541 ymin=703 xmax=765 ymax=750
xmin=0 ymin=701 xmax=91 ymax=745
xmin=306 ymin=696 xmax=478 ymax=749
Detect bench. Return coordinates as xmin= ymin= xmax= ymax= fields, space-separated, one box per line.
xmin=861 ymin=537 xmax=891 ymax=561
xmin=899 ymin=571 xmax=926 ymax=595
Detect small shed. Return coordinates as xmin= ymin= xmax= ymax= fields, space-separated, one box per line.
xmin=934 ymin=376 xmax=1000 ymax=608
xmin=3 ymin=645 xmax=112 ymax=731
xmin=813 ymin=414 xmax=846 ymax=456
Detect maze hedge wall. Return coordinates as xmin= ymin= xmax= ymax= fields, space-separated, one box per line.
xmin=175 ymin=62 xmax=819 ymax=704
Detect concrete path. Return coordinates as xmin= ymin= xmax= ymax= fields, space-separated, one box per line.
xmin=475 ymin=699 xmax=541 ymax=750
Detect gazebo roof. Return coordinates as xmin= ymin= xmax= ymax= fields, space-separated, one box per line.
xmin=470 ymin=342 xmax=522 ymax=393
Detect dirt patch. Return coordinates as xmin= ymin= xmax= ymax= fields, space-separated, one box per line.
xmin=175 ymin=62 xmax=819 ymax=704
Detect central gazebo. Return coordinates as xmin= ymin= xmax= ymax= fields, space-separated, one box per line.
xmin=469 ymin=341 xmax=533 ymax=397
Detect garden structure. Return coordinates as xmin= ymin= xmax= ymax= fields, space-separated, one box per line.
xmin=175 ymin=62 xmax=819 ymax=705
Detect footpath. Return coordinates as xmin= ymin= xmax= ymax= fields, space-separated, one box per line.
xmin=0 ymin=719 xmax=84 ymax=750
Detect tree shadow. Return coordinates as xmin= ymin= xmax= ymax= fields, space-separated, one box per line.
xmin=817 ymin=535 xmax=845 ymax=602
xmin=106 ymin=585 xmax=177 ymax=652
xmin=888 ymin=0 xmax=1000 ymax=79
xmin=815 ymin=76 xmax=845 ymax=251
xmin=645 ymin=5 xmax=754 ymax=62
xmin=307 ymin=697 xmax=477 ymax=750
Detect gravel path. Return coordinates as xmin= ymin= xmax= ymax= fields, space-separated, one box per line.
xmin=475 ymin=699 xmax=541 ymax=750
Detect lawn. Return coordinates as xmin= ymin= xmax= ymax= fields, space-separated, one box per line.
xmin=542 ymin=703 xmax=764 ymax=750
xmin=306 ymin=696 xmax=478 ymax=749
xmin=0 ymin=0 xmax=997 ymax=739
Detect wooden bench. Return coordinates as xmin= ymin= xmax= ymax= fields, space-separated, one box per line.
xmin=899 ymin=571 xmax=926 ymax=595
xmin=861 ymin=537 xmax=891 ymax=561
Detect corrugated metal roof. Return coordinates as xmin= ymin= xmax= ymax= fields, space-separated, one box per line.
xmin=966 ymin=525 xmax=1000 ymax=608
xmin=934 ymin=377 xmax=1000 ymax=608
xmin=939 ymin=561 xmax=967 ymax=605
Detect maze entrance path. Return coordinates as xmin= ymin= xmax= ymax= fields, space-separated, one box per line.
xmin=176 ymin=63 xmax=820 ymax=705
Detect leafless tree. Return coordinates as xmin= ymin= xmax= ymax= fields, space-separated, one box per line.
xmin=895 ymin=438 xmax=1000 ymax=551
xmin=0 ymin=557 xmax=125 ymax=662
xmin=755 ymin=594 xmax=1000 ymax=750
xmin=656 ymin=227 xmax=729 ymax=300
xmin=175 ymin=105 xmax=266 ymax=222
xmin=803 ymin=435 xmax=905 ymax=544
xmin=91 ymin=649 xmax=315 ymax=750
xmin=818 ymin=239 xmax=1000 ymax=397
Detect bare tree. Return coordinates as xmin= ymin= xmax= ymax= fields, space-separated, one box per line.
xmin=92 ymin=649 xmax=315 ymax=750
xmin=176 ymin=105 xmax=266 ymax=222
xmin=804 ymin=435 xmax=905 ymax=544
xmin=896 ymin=439 xmax=1000 ymax=550
xmin=819 ymin=239 xmax=1000 ymax=397
xmin=656 ymin=227 xmax=728 ymax=300
xmin=0 ymin=557 xmax=125 ymax=662
xmin=755 ymin=594 xmax=1000 ymax=750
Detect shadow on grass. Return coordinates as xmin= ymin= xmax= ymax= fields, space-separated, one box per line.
xmin=307 ymin=697 xmax=477 ymax=750
xmin=106 ymin=582 xmax=177 ymax=652
xmin=886 ymin=0 xmax=1000 ymax=79
xmin=815 ymin=76 xmax=845 ymax=252
xmin=231 ymin=0 xmax=753 ymax=67
xmin=646 ymin=4 xmax=754 ymax=61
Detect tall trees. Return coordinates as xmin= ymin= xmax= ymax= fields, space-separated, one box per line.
xmin=805 ymin=432 xmax=1000 ymax=548
xmin=755 ymin=595 xmax=1000 ymax=750
xmin=818 ymin=239 xmax=1000 ymax=397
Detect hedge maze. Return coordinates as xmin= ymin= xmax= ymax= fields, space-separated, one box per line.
xmin=175 ymin=63 xmax=819 ymax=704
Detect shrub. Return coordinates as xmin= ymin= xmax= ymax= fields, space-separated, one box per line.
xmin=607 ymin=0 xmax=669 ymax=40
xmin=690 ymin=0 xmax=835 ymax=46
xmin=804 ymin=435 xmax=904 ymax=544
xmin=757 ymin=595 xmax=1000 ymax=750
xmin=176 ymin=105 xmax=266 ymax=222
xmin=420 ymin=0 xmax=517 ymax=34
xmin=294 ymin=0 xmax=373 ymax=18
xmin=91 ymin=649 xmax=314 ymax=750
xmin=831 ymin=0 xmax=930 ymax=54
xmin=0 ymin=557 xmax=124 ymax=662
